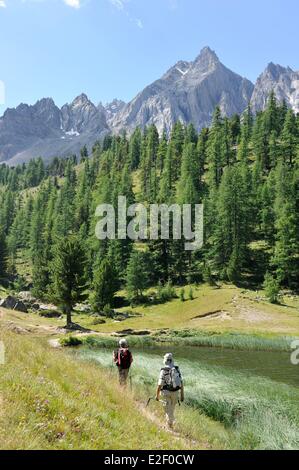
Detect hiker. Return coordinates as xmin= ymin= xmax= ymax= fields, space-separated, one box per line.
xmin=155 ymin=353 xmax=184 ymax=429
xmin=113 ymin=339 xmax=133 ymax=386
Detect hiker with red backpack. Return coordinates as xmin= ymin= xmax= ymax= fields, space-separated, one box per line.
xmin=113 ymin=339 xmax=133 ymax=386
xmin=155 ymin=353 xmax=184 ymax=429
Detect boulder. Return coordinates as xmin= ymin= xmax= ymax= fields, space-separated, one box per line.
xmin=38 ymin=310 xmax=61 ymax=318
xmin=0 ymin=296 xmax=28 ymax=313
xmin=18 ymin=291 xmax=36 ymax=303
xmin=114 ymin=329 xmax=150 ymax=337
xmin=14 ymin=301 xmax=28 ymax=313
xmin=0 ymin=296 xmax=18 ymax=310
xmin=39 ymin=303 xmax=58 ymax=311
xmin=92 ymin=318 xmax=106 ymax=325
xmin=75 ymin=303 xmax=92 ymax=313
xmin=31 ymin=304 xmax=40 ymax=311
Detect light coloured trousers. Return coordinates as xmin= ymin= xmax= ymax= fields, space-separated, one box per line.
xmin=162 ymin=390 xmax=179 ymax=426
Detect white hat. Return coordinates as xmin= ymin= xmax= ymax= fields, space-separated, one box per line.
xmin=163 ymin=353 xmax=174 ymax=366
xmin=119 ymin=339 xmax=128 ymax=348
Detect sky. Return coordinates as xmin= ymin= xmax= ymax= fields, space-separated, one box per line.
xmin=0 ymin=0 xmax=299 ymax=111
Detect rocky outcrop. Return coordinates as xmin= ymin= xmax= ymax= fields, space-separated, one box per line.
xmin=1 ymin=48 xmax=299 ymax=164
xmin=0 ymin=94 xmax=109 ymax=165
xmin=110 ymin=47 xmax=254 ymax=135
xmin=251 ymin=63 xmax=299 ymax=114
xmin=0 ymin=296 xmax=28 ymax=313
xmin=104 ymin=99 xmax=126 ymax=126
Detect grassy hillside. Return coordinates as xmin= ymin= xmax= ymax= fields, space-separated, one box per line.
xmin=0 ymin=327 xmax=198 ymax=450
xmin=22 ymin=284 xmax=297 ymax=342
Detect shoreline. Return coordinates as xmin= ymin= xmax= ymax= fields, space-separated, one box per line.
xmin=59 ymin=329 xmax=299 ymax=353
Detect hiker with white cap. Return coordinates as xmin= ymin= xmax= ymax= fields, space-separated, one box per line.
xmin=155 ymin=353 xmax=184 ymax=429
xmin=113 ymin=339 xmax=133 ymax=386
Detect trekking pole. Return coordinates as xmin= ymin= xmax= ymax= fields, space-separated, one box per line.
xmin=146 ymin=397 xmax=166 ymax=408
xmin=146 ymin=397 xmax=155 ymax=408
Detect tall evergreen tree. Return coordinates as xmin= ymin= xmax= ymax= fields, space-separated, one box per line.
xmin=91 ymin=257 xmax=119 ymax=312
xmin=50 ymin=235 xmax=87 ymax=327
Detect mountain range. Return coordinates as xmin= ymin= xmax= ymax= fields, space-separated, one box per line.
xmin=1 ymin=47 xmax=299 ymax=165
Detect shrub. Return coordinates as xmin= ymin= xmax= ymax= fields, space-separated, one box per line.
xmin=189 ymin=287 xmax=194 ymax=300
xmin=60 ymin=336 xmax=83 ymax=347
xmin=263 ymin=272 xmax=281 ymax=304
xmin=102 ymin=305 xmax=115 ymax=318
xmin=157 ymin=281 xmax=177 ymax=303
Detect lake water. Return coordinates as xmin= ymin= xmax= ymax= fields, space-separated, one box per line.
xmin=77 ymin=344 xmax=299 ymax=388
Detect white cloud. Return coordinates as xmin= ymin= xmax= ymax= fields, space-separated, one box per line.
xmin=134 ymin=18 xmax=143 ymax=29
xmin=108 ymin=0 xmax=143 ymax=29
xmin=109 ymin=0 xmax=125 ymax=10
xmin=1 ymin=0 xmax=84 ymax=8
xmin=63 ymin=0 xmax=81 ymax=8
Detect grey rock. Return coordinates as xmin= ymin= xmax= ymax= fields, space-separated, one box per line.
xmin=104 ymin=99 xmax=126 ymax=126
xmin=0 ymin=94 xmax=109 ymax=165
xmin=0 ymin=295 xmax=18 ymax=310
xmin=31 ymin=304 xmax=40 ymax=311
xmin=2 ymin=48 xmax=299 ymax=165
xmin=14 ymin=301 xmax=28 ymax=313
xmin=38 ymin=310 xmax=61 ymax=318
xmin=110 ymin=47 xmax=254 ymax=135
xmin=75 ymin=303 xmax=92 ymax=313
xmin=251 ymin=63 xmax=299 ymax=114
xmin=18 ymin=291 xmax=36 ymax=303
xmin=0 ymin=295 xmax=28 ymax=313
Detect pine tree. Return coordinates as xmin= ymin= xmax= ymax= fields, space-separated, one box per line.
xmin=50 ymin=235 xmax=87 ymax=327
xmin=176 ymin=142 xmax=201 ymax=205
xmin=281 ymin=109 xmax=297 ymax=165
xmin=272 ymin=201 xmax=298 ymax=288
xmin=91 ymin=257 xmax=119 ymax=312
xmin=0 ymin=230 xmax=8 ymax=278
xmin=207 ymin=107 xmax=225 ymax=188
xmin=129 ymin=127 xmax=142 ymax=170
xmin=140 ymin=125 xmax=159 ymax=202
xmin=80 ymin=145 xmax=89 ymax=162
xmin=126 ymin=250 xmax=149 ymax=302
xmin=252 ymin=112 xmax=270 ymax=171
xmin=210 ymin=163 xmax=251 ymax=280
xmin=263 ymin=272 xmax=281 ymax=304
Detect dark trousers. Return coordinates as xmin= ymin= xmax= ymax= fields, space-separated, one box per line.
xmin=118 ymin=367 xmax=130 ymax=386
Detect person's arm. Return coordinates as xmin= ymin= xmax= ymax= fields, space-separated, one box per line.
xmin=113 ymin=350 xmax=118 ymax=365
xmin=180 ymin=382 xmax=184 ymax=402
xmin=156 ymin=385 xmax=162 ymax=401
xmin=156 ymin=369 xmax=164 ymax=400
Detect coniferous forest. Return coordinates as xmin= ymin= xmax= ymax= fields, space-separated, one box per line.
xmin=0 ymin=93 xmax=298 ymax=319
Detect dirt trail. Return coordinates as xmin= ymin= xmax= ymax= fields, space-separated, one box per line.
xmin=136 ymin=400 xmax=209 ymax=450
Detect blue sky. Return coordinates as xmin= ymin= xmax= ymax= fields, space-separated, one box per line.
xmin=0 ymin=0 xmax=298 ymax=111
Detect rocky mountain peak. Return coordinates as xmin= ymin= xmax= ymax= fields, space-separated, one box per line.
xmin=263 ymin=62 xmax=291 ymax=80
xmin=69 ymin=93 xmax=95 ymax=110
xmin=194 ymin=46 xmax=219 ymax=69
xmin=251 ymin=63 xmax=299 ymax=114
xmin=1 ymin=48 xmax=299 ymax=165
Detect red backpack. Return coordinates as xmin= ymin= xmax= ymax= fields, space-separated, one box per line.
xmin=114 ymin=348 xmax=132 ymax=370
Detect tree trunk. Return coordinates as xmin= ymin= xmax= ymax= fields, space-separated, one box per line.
xmin=65 ymin=305 xmax=72 ymax=328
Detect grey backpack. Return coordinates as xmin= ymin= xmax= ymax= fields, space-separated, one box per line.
xmin=162 ymin=366 xmax=182 ymax=391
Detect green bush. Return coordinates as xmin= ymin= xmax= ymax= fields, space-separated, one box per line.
xmin=60 ymin=336 xmax=83 ymax=347
xmin=102 ymin=305 xmax=115 ymax=318
xmin=189 ymin=287 xmax=194 ymax=300
xmin=263 ymin=272 xmax=281 ymax=304
xmin=157 ymin=281 xmax=177 ymax=303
